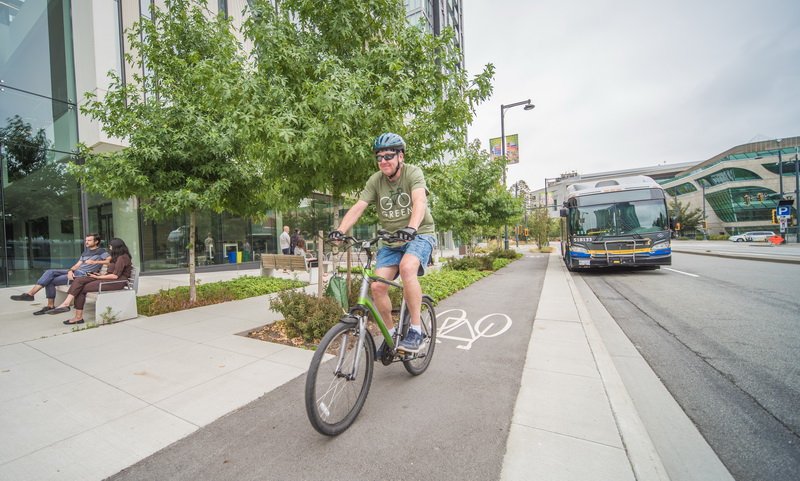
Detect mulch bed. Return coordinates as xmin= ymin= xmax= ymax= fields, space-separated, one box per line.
xmin=247 ymin=321 xmax=318 ymax=350
xmin=247 ymin=317 xmax=391 ymax=350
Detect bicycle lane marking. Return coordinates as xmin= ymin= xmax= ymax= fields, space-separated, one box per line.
xmin=436 ymin=308 xmax=513 ymax=350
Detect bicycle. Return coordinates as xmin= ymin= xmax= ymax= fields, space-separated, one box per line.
xmin=304 ymin=230 xmax=437 ymax=436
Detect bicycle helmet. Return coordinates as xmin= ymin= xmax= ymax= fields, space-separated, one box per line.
xmin=372 ymin=132 xmax=405 ymax=153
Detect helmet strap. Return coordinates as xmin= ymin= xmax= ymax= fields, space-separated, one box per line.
xmin=386 ymin=161 xmax=402 ymax=181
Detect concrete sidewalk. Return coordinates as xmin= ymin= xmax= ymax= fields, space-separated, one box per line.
xmin=502 ymin=252 xmax=667 ymax=480
xmin=0 ymin=269 xmax=318 ymax=481
xmin=1 ymin=249 xmax=731 ymax=480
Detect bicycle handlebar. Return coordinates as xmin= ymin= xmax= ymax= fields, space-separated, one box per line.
xmin=326 ymin=230 xmax=406 ymax=248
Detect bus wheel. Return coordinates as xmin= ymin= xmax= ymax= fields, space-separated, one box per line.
xmin=565 ymin=252 xmax=575 ymax=272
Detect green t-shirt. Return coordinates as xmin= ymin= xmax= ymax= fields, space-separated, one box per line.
xmin=359 ymin=163 xmax=435 ymax=235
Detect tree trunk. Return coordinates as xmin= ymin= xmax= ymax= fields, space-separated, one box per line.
xmin=188 ymin=210 xmax=197 ymax=304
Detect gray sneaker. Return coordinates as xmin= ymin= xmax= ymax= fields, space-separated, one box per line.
xmin=398 ymin=329 xmax=423 ymax=353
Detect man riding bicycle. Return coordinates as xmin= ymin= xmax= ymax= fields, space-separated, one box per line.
xmin=329 ymin=133 xmax=436 ymax=353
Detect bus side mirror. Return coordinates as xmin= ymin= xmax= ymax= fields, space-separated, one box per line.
xmin=559 ymin=208 xmax=568 ymax=218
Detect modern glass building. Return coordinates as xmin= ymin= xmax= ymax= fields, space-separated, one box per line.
xmin=0 ymin=0 xmax=463 ymax=288
xmin=661 ymin=137 xmax=799 ymax=236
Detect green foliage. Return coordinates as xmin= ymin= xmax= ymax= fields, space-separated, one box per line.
xmin=75 ymin=0 xmax=265 ymax=219
xmin=137 ymin=276 xmax=305 ymax=316
xmin=242 ymin=0 xmax=495 ymax=205
xmin=419 ymin=269 xmax=490 ymax=303
xmin=270 ymin=290 xmax=343 ymax=342
xmin=492 ymin=258 xmax=513 ymax=270
xmin=489 ymin=248 xmax=520 ymax=259
xmin=429 ymin=140 xmax=520 ymax=246
xmin=444 ymin=248 xmax=521 ymax=272
xmin=529 ymin=206 xmax=552 ymax=248
xmin=668 ymin=197 xmax=703 ymax=231
xmin=445 ymin=256 xmax=494 ymax=271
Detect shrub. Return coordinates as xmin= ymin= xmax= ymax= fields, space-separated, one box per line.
xmin=488 ymin=248 xmax=520 ymax=259
xmin=444 ymin=255 xmax=493 ymax=271
xmin=492 ymin=258 xmax=512 ymax=270
xmin=270 ymin=290 xmax=343 ymax=343
xmin=137 ymin=276 xmax=305 ymax=316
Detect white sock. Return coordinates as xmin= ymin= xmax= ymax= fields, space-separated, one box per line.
xmin=410 ymin=324 xmax=422 ymax=334
xmin=388 ymin=327 xmax=397 ymax=337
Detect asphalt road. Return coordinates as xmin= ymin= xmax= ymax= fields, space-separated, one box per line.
xmin=109 ymin=254 xmax=548 ymax=481
xmin=577 ymin=253 xmax=800 ymax=481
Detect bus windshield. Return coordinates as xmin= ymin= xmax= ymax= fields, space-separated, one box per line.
xmin=569 ymin=199 xmax=668 ymax=237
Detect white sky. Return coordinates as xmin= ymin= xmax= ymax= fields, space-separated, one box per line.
xmin=463 ymin=0 xmax=800 ymax=190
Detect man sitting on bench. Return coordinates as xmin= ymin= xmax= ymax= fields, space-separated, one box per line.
xmin=10 ymin=233 xmax=110 ymax=315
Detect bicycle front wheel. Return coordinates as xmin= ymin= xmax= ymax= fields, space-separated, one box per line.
xmin=402 ymin=296 xmax=437 ymax=376
xmin=305 ymin=322 xmax=374 ymax=436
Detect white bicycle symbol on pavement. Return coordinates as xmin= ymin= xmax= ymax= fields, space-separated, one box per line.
xmin=436 ymin=308 xmax=513 ymax=350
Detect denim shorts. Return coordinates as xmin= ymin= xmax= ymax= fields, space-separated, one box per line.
xmin=375 ymin=234 xmax=437 ymax=275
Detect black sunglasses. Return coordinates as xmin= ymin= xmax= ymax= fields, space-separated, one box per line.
xmin=375 ymin=152 xmax=398 ymax=162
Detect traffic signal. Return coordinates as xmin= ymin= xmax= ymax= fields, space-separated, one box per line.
xmin=675 ymin=222 xmax=681 ymax=230
xmin=772 ymin=209 xmax=777 ymax=224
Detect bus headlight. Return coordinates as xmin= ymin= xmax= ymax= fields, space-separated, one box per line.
xmin=650 ymin=240 xmax=671 ymax=255
xmin=569 ymin=245 xmax=590 ymax=258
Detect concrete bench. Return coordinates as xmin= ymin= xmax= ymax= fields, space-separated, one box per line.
xmin=55 ymin=267 xmax=140 ymax=323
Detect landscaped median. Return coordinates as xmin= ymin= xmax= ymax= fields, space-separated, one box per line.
xmin=136 ymin=276 xmax=307 ymax=316
xmin=131 ymin=249 xmax=522 ymax=348
xmin=251 ymin=248 xmax=523 ymax=348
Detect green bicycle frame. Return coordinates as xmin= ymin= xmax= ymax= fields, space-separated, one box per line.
xmin=353 ymin=267 xmax=407 ymax=351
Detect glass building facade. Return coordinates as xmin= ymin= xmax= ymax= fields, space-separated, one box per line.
xmin=1 ymin=0 xmax=83 ymax=286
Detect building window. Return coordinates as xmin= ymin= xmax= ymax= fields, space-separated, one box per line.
xmin=665 ymin=182 xmax=697 ymax=196
xmin=697 ymin=168 xmax=761 ymax=187
xmin=761 ymin=160 xmax=798 ymax=176
xmin=706 ymin=187 xmax=776 ymax=223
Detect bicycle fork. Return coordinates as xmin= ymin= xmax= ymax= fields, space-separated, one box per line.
xmin=335 ymin=314 xmax=369 ymax=381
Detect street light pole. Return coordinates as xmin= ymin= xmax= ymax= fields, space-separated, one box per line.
xmin=795 ymin=146 xmax=799 ymax=244
xmin=700 ymin=180 xmax=707 ymax=240
xmin=777 ymin=139 xmax=784 ymax=198
xmin=501 ymin=99 xmax=535 ymax=250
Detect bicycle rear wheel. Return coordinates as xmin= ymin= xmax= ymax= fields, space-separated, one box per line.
xmin=402 ymin=296 xmax=436 ymax=376
xmin=305 ymin=321 xmax=374 ymax=435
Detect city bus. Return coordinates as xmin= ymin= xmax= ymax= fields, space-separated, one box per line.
xmin=559 ymin=175 xmax=672 ymax=270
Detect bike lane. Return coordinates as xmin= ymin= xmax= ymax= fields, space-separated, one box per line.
xmin=109 ymin=254 xmax=548 ymax=481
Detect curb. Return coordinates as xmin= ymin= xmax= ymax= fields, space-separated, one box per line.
xmin=563 ymin=259 xmax=671 ymax=480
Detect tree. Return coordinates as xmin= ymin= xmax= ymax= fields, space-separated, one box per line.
xmin=668 ymin=196 xmax=702 ymax=232
xmin=528 ymin=206 xmax=551 ymax=248
xmin=241 ymin=0 xmax=494 ymax=206
xmin=73 ymin=0 xmax=266 ymax=303
xmin=429 ymin=140 xmax=520 ymax=249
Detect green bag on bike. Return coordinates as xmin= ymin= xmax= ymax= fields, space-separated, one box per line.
xmin=325 ymin=276 xmax=348 ymax=309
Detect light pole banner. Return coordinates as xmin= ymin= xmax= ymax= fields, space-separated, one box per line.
xmin=489 ymin=134 xmax=520 ymax=164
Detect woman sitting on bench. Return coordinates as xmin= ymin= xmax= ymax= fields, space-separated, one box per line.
xmin=48 ymin=238 xmax=134 ymax=325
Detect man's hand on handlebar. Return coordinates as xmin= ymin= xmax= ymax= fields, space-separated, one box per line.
xmin=396 ymin=226 xmax=417 ymax=242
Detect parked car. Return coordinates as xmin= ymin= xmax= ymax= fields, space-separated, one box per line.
xmin=728 ymin=231 xmax=775 ymax=242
